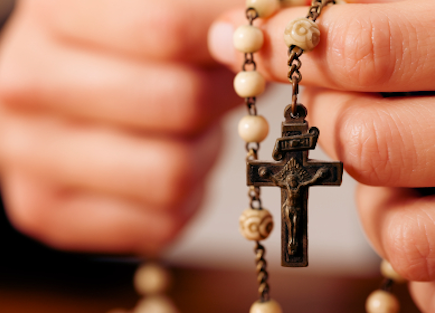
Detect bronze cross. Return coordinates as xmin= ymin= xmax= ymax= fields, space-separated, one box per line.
xmin=247 ymin=105 xmax=343 ymax=267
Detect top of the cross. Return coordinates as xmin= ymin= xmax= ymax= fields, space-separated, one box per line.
xmin=284 ymin=104 xmax=307 ymax=123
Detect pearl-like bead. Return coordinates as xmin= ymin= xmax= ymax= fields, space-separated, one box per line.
xmin=284 ymin=17 xmax=320 ymax=51
xmin=246 ymin=0 xmax=280 ymax=18
xmin=134 ymin=263 xmax=171 ymax=296
xmin=234 ymin=71 xmax=266 ymax=98
xmin=134 ymin=296 xmax=179 ymax=313
xmin=366 ymin=290 xmax=400 ymax=313
xmin=250 ymin=299 xmax=283 ymax=313
xmin=380 ymin=260 xmax=406 ymax=284
xmin=238 ymin=115 xmax=269 ymax=143
xmin=240 ymin=208 xmax=274 ymax=241
xmin=233 ymin=25 xmax=264 ymax=53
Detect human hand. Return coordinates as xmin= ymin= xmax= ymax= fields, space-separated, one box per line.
xmin=0 ymin=0 xmax=242 ymax=256
xmin=208 ymin=0 xmax=435 ymax=311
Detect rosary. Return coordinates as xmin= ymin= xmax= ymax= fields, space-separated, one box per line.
xmin=110 ymin=1 xmax=408 ymax=313
xmin=235 ymin=0 xmax=407 ymax=313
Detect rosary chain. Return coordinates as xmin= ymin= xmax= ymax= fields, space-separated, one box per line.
xmin=288 ymin=46 xmax=304 ymax=117
xmin=380 ymin=278 xmax=395 ymax=293
xmin=307 ymin=0 xmax=336 ymax=21
xmin=241 ymin=8 xmax=270 ymax=304
xmin=255 ymin=242 xmax=270 ymax=302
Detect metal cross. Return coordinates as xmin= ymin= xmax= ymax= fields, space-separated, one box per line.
xmin=247 ymin=105 xmax=343 ymax=267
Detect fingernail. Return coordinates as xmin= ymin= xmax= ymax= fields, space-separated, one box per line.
xmin=208 ymin=22 xmax=236 ymax=65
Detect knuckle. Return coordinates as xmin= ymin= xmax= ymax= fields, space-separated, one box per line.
xmin=329 ymin=11 xmax=395 ymax=89
xmin=165 ymin=68 xmax=208 ymax=134
xmin=339 ymin=106 xmax=393 ymax=184
xmin=157 ymin=145 xmax=195 ymax=207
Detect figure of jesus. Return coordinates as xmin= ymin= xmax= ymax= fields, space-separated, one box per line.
xmin=259 ymin=158 xmax=328 ymax=257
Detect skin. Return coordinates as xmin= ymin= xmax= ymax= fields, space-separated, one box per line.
xmin=0 ymin=0 xmax=245 ymax=255
xmin=208 ymin=0 xmax=435 ymax=311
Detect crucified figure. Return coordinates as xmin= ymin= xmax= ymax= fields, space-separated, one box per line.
xmin=259 ymin=158 xmax=328 ymax=257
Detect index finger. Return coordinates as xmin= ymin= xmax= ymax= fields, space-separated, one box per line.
xmin=209 ymin=0 xmax=435 ymax=92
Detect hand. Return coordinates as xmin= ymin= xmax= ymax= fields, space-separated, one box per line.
xmin=0 ymin=0 xmax=242 ymax=256
xmin=209 ymin=0 xmax=435 ymax=311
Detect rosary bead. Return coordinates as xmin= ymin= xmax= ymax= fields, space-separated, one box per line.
xmin=134 ymin=263 xmax=171 ymax=296
xmin=284 ymin=17 xmax=320 ymax=51
xmin=233 ymin=25 xmax=264 ymax=53
xmin=134 ymin=296 xmax=179 ymax=313
xmin=366 ymin=290 xmax=400 ymax=313
xmin=238 ymin=115 xmax=269 ymax=143
xmin=380 ymin=260 xmax=406 ymax=284
xmin=246 ymin=0 xmax=280 ymax=18
xmin=250 ymin=299 xmax=283 ymax=313
xmin=239 ymin=208 xmax=274 ymax=241
xmin=234 ymin=71 xmax=266 ymax=98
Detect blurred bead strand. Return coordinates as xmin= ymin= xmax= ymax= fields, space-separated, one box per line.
xmin=235 ymin=0 xmax=281 ymax=312
xmin=365 ymin=259 xmax=407 ymax=313
xmin=108 ymin=262 xmax=179 ymax=313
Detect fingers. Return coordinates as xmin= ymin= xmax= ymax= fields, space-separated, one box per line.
xmin=410 ymin=281 xmax=435 ymax=313
xmin=356 ymin=184 xmax=435 ymax=282
xmin=17 ymin=0 xmax=244 ymax=63
xmin=0 ymin=29 xmax=239 ymax=136
xmin=2 ymin=171 xmax=203 ymax=254
xmin=0 ymin=110 xmax=222 ymax=208
xmin=209 ymin=0 xmax=435 ymax=92
xmin=301 ymin=88 xmax=435 ymax=187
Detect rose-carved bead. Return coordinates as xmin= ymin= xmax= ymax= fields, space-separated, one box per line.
xmin=284 ymin=17 xmax=320 ymax=51
xmin=239 ymin=208 xmax=274 ymax=241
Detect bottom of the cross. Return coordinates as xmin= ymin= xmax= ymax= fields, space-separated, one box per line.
xmin=282 ymin=242 xmax=308 ymax=267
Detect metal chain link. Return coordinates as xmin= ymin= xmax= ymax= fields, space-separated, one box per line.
xmin=289 ymin=0 xmax=335 ymax=117
xmin=255 ymin=242 xmax=270 ymax=302
xmin=288 ymin=46 xmax=304 ymax=117
xmin=307 ymin=0 xmax=336 ymax=21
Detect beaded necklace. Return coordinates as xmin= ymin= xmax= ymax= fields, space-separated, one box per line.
xmin=233 ymin=1 xmax=407 ymax=312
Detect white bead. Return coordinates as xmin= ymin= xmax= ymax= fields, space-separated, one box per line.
xmin=250 ymin=299 xmax=283 ymax=313
xmin=134 ymin=263 xmax=171 ymax=296
xmin=366 ymin=290 xmax=400 ymax=313
xmin=134 ymin=296 xmax=179 ymax=313
xmin=284 ymin=17 xmax=320 ymax=51
xmin=246 ymin=0 xmax=280 ymax=18
xmin=240 ymin=208 xmax=274 ymax=241
xmin=234 ymin=71 xmax=266 ymax=98
xmin=238 ymin=115 xmax=269 ymax=143
xmin=380 ymin=260 xmax=406 ymax=284
xmin=233 ymin=25 xmax=264 ymax=53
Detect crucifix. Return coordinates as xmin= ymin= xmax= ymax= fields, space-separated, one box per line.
xmin=247 ymin=104 xmax=343 ymax=267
